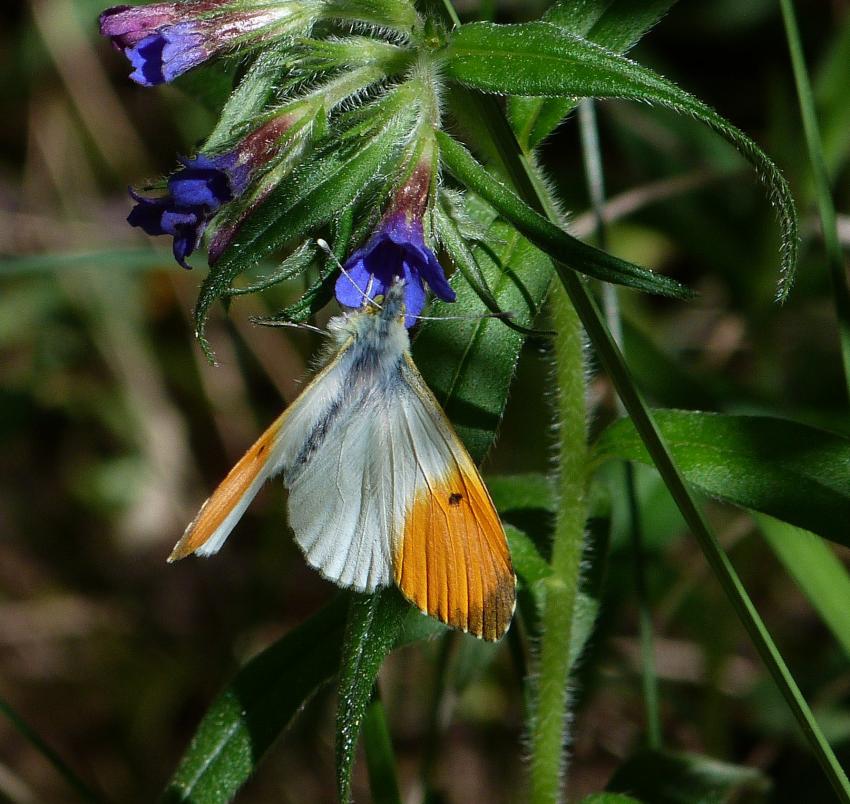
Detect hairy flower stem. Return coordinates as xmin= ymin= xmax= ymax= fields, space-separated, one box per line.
xmin=529 ymin=282 xmax=587 ymax=804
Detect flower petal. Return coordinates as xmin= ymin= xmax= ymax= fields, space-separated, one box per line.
xmin=420 ymin=251 xmax=456 ymax=302
xmin=335 ymin=256 xmax=387 ymax=309
xmin=401 ymin=263 xmax=427 ymax=326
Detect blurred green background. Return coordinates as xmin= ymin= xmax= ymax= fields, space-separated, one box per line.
xmin=1 ymin=0 xmax=849 ymax=801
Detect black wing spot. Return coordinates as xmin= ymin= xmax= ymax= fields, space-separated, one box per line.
xmin=257 ymin=444 xmax=266 ymax=456
xmin=448 ymin=493 xmax=463 ymax=506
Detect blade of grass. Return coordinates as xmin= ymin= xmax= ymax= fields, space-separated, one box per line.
xmin=578 ymin=98 xmax=661 ymax=750
xmin=434 ymin=17 xmax=850 ymax=795
xmin=362 ymin=688 xmax=402 ymax=804
xmin=0 ymin=693 xmax=105 ymax=804
xmin=779 ymin=0 xmax=850 ymax=402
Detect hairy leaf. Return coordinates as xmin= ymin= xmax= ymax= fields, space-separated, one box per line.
xmin=510 ymin=0 xmax=677 ymax=149
xmin=436 ymin=131 xmax=692 ymax=300
xmin=336 ymin=590 xmax=408 ymax=804
xmin=446 ymin=22 xmax=798 ymax=295
xmin=596 ymin=410 xmax=850 ymax=547
xmin=162 ymin=595 xmax=349 ymax=804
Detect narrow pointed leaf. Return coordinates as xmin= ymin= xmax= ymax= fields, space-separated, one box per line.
xmin=758 ymin=514 xmax=850 ymax=661
xmin=446 ymin=21 xmax=798 ymax=295
xmin=162 ymin=595 xmax=349 ymax=804
xmin=510 ymin=0 xmax=678 ymax=149
xmin=336 ymin=590 xmax=408 ymax=804
xmin=436 ymin=131 xmax=692 ymax=301
xmin=595 ymin=410 xmax=850 ymax=548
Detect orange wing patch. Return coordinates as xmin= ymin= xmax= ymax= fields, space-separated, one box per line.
xmin=394 ymin=462 xmax=515 ymax=641
xmin=168 ymin=413 xmax=285 ymax=562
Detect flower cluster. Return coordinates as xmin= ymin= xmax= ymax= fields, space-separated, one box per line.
xmin=100 ymin=0 xmax=454 ymax=326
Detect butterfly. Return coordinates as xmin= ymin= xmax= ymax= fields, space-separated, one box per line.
xmin=169 ymin=280 xmax=516 ymax=640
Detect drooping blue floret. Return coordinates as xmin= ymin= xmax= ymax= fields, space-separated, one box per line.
xmin=128 ymin=191 xmax=207 ymax=268
xmin=335 ymin=213 xmax=456 ymax=328
xmin=127 ymin=151 xmax=249 ymax=268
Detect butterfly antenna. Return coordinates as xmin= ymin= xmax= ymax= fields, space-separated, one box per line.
xmin=250 ymin=317 xmax=326 ymax=335
xmin=316 ymin=238 xmax=382 ymax=310
xmin=411 ymin=311 xmax=514 ymax=323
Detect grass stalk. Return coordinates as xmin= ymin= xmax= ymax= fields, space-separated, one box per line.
xmin=578 ymin=99 xmax=662 ymax=750
xmin=779 ymin=0 xmax=850 ymax=400
xmin=0 ymin=693 xmax=105 ymax=804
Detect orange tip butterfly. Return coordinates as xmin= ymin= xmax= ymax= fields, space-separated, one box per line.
xmin=169 ymin=281 xmax=516 ymax=641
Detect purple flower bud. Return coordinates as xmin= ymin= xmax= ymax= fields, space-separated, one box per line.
xmin=98 ymin=2 xmax=230 ymax=48
xmin=335 ymin=213 xmax=456 ymax=328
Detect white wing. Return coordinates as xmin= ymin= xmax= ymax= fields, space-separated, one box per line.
xmin=168 ymin=336 xmax=357 ymax=562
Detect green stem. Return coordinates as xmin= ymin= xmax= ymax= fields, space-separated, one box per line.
xmin=460 ymin=90 xmax=850 ymax=804
xmin=529 ymin=282 xmax=588 ymax=804
xmin=578 ymin=99 xmax=662 ymax=750
xmin=557 ymin=267 xmax=850 ymax=802
xmin=779 ymin=0 xmax=850 ymax=401
xmin=625 ymin=463 xmax=662 ymax=749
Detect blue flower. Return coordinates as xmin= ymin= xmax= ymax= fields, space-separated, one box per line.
xmin=335 ymin=213 xmax=456 ymax=327
xmin=100 ymin=3 xmax=307 ymax=86
xmin=128 ymin=191 xmax=207 ymax=268
xmin=125 ymin=23 xmax=210 ymax=86
xmin=127 ymin=151 xmax=248 ymax=268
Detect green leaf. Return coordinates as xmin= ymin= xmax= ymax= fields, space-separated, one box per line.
xmin=582 ymin=795 xmax=644 ymax=804
xmin=446 ymin=22 xmax=798 ymax=295
xmin=510 ymin=0 xmax=677 ymax=149
xmin=322 ymin=0 xmax=420 ymax=35
xmin=606 ymin=749 xmax=770 ymax=804
xmin=436 ymin=131 xmax=692 ymax=301
xmin=195 ymin=90 xmax=419 ymax=357
xmin=757 ymin=514 xmax=850 ymax=661
xmin=204 ymin=51 xmax=290 ymax=152
xmin=595 ymin=410 xmax=850 ymax=548
xmin=336 ymin=590 xmax=408 ymax=804
xmin=413 ymin=217 xmax=552 ymax=462
xmin=489 ymin=473 xmax=556 ymax=514
xmin=435 ymin=205 xmax=543 ymax=336
xmin=162 ymin=594 xmax=349 ymax=804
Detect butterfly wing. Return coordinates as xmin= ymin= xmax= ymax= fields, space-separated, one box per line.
xmin=168 ymin=337 xmax=356 ymax=562
xmin=390 ymin=354 xmax=516 ymax=641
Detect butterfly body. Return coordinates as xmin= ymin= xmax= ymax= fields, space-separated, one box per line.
xmin=171 ymin=283 xmax=516 ymax=640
